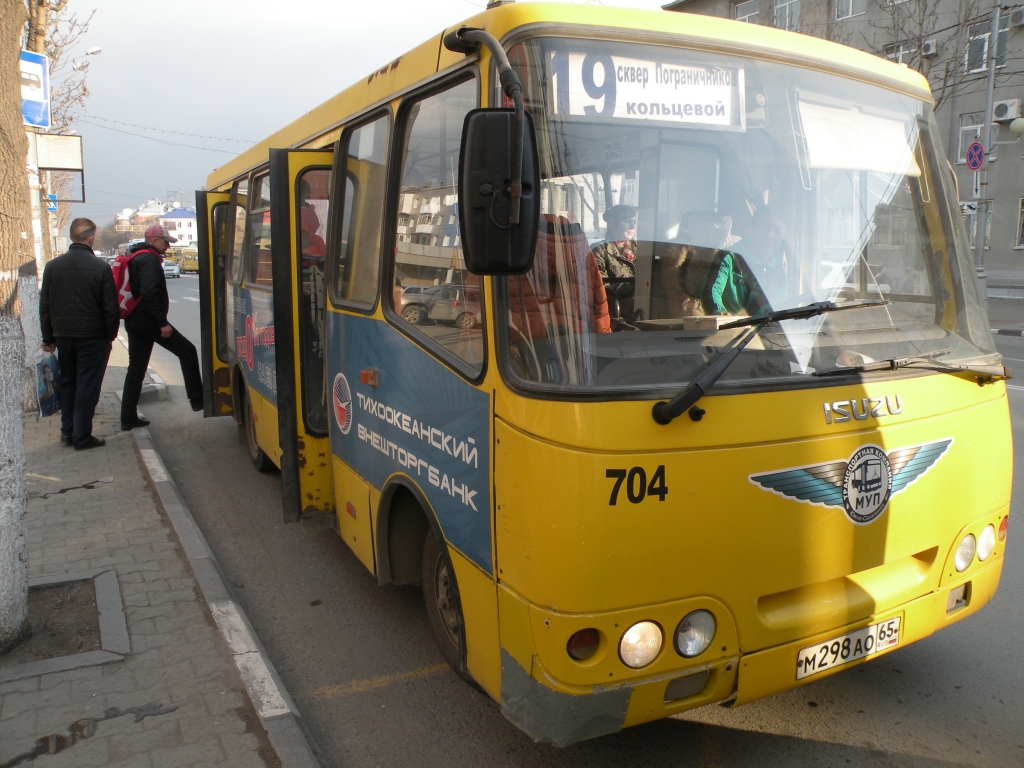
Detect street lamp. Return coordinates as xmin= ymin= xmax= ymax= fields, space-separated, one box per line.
xmin=1010 ymin=118 xmax=1024 ymax=137
xmin=71 ymin=46 xmax=102 ymax=72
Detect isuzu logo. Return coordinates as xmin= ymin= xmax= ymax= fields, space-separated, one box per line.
xmin=824 ymin=395 xmax=902 ymax=424
xmin=749 ymin=439 xmax=952 ymax=525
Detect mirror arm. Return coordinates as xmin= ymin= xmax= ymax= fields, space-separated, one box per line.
xmin=444 ymin=26 xmax=525 ymax=225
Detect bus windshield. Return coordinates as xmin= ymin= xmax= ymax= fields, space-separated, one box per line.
xmin=498 ymin=37 xmax=995 ymax=393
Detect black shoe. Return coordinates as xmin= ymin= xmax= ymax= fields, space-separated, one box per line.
xmin=59 ymin=433 xmax=73 ymax=447
xmin=121 ymin=418 xmax=151 ymax=430
xmin=190 ymin=399 xmax=203 ymax=412
xmin=73 ymin=436 xmax=106 ymax=451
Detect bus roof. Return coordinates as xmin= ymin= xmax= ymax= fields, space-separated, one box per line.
xmin=205 ymin=2 xmax=932 ymax=190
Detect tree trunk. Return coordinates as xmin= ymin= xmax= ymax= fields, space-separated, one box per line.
xmin=0 ymin=0 xmax=34 ymax=652
xmin=0 ymin=317 xmax=28 ymax=653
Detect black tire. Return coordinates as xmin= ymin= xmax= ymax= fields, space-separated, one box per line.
xmin=402 ymin=304 xmax=425 ymax=324
xmin=422 ymin=531 xmax=469 ymax=678
xmin=455 ymin=312 xmax=476 ymax=329
xmin=242 ymin=388 xmax=275 ymax=472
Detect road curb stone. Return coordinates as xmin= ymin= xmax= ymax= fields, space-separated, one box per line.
xmin=130 ymin=425 xmax=325 ymax=768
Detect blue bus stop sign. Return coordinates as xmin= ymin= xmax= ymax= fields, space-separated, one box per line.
xmin=20 ymin=50 xmax=50 ymax=128
xmin=966 ymin=141 xmax=985 ymax=171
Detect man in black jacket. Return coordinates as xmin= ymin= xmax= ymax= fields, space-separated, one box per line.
xmin=120 ymin=224 xmax=203 ymax=430
xmin=40 ymin=218 xmax=120 ymax=450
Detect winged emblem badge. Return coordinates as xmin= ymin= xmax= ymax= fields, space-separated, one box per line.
xmin=749 ymin=439 xmax=953 ymax=524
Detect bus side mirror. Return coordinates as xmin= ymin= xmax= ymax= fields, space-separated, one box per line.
xmin=458 ymin=108 xmax=539 ymax=275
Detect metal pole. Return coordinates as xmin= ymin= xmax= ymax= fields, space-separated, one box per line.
xmin=973 ymin=0 xmax=1000 ymax=312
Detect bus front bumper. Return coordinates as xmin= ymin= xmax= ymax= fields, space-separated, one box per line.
xmin=498 ymin=555 xmax=1002 ymax=747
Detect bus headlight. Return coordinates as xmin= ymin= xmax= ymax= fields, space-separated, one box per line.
xmin=954 ymin=534 xmax=976 ymax=572
xmin=619 ymin=621 xmax=662 ymax=668
xmin=977 ymin=525 xmax=996 ymax=561
xmin=675 ymin=610 xmax=716 ymax=658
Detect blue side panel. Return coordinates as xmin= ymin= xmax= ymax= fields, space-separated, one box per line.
xmin=227 ymin=285 xmax=278 ymax=404
xmin=326 ymin=313 xmax=491 ymax=572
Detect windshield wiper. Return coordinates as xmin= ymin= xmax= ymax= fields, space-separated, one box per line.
xmin=651 ymin=300 xmax=889 ymax=425
xmin=814 ymin=349 xmax=1012 ymax=382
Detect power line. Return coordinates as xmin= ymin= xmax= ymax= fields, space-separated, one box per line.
xmin=78 ymin=120 xmax=238 ymax=154
xmin=85 ymin=115 xmax=255 ymax=144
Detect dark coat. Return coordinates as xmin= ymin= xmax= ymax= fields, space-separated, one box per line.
xmin=39 ymin=243 xmax=120 ymax=343
xmin=125 ymin=242 xmax=169 ymax=330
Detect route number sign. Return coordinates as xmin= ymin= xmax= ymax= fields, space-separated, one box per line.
xmin=966 ymin=141 xmax=985 ymax=171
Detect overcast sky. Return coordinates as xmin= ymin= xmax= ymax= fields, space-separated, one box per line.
xmin=65 ymin=0 xmax=667 ymax=225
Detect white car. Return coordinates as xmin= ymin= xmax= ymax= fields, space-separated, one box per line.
xmin=163 ymin=260 xmax=181 ymax=279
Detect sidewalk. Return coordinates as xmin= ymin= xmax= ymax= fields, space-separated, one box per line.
xmin=0 ymin=343 xmax=280 ymax=767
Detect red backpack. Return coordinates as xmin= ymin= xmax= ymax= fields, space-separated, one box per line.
xmin=111 ymin=249 xmax=145 ymax=319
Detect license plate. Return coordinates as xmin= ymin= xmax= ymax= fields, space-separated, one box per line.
xmin=795 ymin=616 xmax=901 ymax=680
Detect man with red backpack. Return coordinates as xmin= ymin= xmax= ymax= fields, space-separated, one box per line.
xmin=117 ymin=223 xmax=203 ymax=430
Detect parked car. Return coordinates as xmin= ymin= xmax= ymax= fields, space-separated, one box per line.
xmin=400 ymin=285 xmax=442 ymax=324
xmin=427 ymin=284 xmax=480 ymax=328
xmin=163 ymin=260 xmax=181 ymax=279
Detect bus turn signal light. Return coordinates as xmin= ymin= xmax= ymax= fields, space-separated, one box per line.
xmin=999 ymin=515 xmax=1009 ymax=541
xmin=567 ymin=628 xmax=600 ymax=661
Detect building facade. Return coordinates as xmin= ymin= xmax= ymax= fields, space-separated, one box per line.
xmin=158 ymin=206 xmax=197 ymax=247
xmin=665 ymin=0 xmax=1024 ymax=293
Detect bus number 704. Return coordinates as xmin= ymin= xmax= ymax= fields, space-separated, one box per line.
xmin=606 ymin=466 xmax=668 ymax=505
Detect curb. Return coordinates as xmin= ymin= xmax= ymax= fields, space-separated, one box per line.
xmin=993 ymin=328 xmax=1024 ymax=337
xmin=130 ymin=425 xmax=324 ymax=768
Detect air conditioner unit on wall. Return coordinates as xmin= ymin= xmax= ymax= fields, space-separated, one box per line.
xmin=1010 ymin=8 xmax=1024 ymax=27
xmin=921 ymin=39 xmax=939 ymax=58
xmin=993 ymin=99 xmax=1022 ymax=122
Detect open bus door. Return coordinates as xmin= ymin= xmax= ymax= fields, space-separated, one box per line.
xmin=269 ymin=149 xmax=335 ymax=523
xmin=196 ymin=190 xmax=234 ymax=418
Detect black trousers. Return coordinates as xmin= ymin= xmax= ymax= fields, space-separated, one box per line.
xmin=55 ymin=337 xmax=112 ymax=447
xmin=121 ymin=320 xmax=202 ymax=424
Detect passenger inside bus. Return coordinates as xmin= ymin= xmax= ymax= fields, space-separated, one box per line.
xmin=299 ymin=180 xmax=326 ymax=264
xmin=590 ymin=204 xmax=638 ymax=320
xmin=659 ymin=211 xmax=743 ymax=318
xmin=701 ymin=205 xmax=789 ymax=316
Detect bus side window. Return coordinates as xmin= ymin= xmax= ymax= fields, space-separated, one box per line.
xmin=225 ymin=178 xmax=247 ymax=285
xmin=330 ymin=114 xmax=389 ymax=307
xmin=390 ymin=78 xmax=482 ymax=372
xmin=247 ymin=173 xmax=273 ymax=287
xmin=297 ymin=168 xmax=330 ymax=433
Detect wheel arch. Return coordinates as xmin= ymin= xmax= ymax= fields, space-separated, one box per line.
xmin=375 ymin=474 xmax=469 ymax=671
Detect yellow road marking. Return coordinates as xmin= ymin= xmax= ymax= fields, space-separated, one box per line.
xmin=26 ymin=473 xmax=60 ymax=482
xmin=305 ymin=663 xmax=450 ymax=700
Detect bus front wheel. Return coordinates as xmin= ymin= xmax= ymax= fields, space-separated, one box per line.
xmin=422 ymin=531 xmax=469 ymax=679
xmin=242 ymin=388 xmax=275 ymax=473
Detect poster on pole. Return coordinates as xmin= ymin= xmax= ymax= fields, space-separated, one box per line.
xmin=20 ymin=50 xmax=51 ymax=128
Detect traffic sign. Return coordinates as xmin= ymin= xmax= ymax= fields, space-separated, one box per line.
xmin=20 ymin=50 xmax=50 ymax=128
xmin=966 ymin=141 xmax=985 ymax=171
xmin=46 ymin=194 xmax=57 ymax=213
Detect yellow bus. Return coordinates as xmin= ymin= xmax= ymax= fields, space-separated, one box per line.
xmin=196 ymin=2 xmax=1012 ymax=746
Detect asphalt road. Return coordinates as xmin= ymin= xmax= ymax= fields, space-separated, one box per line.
xmin=142 ymin=281 xmax=1024 ymax=766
